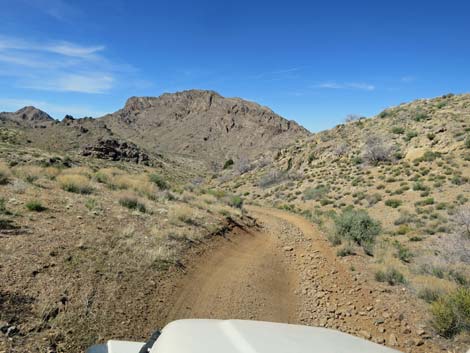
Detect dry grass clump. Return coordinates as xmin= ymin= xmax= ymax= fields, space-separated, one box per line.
xmin=61 ymin=166 xmax=93 ymax=177
xmin=111 ymin=174 xmax=157 ymax=198
xmin=168 ymin=204 xmax=197 ymax=225
xmin=57 ymin=174 xmax=93 ymax=194
xmin=117 ymin=192 xmax=147 ymax=213
xmin=13 ymin=165 xmax=43 ymax=183
xmin=413 ymin=275 xmax=456 ymax=303
xmin=43 ymin=167 xmax=61 ymax=179
xmin=0 ymin=162 xmax=11 ymax=185
xmin=94 ymin=167 xmax=124 ymax=184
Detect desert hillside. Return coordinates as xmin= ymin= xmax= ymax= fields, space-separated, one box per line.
xmin=1 ymin=93 xmax=469 ymax=353
xmin=219 ymin=92 xmax=470 ymax=348
xmin=0 ymin=90 xmax=309 ymax=169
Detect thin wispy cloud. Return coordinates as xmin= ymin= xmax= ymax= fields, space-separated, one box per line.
xmin=0 ymin=35 xmax=133 ymax=94
xmin=315 ymin=81 xmax=376 ymax=91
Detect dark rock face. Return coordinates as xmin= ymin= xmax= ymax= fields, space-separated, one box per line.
xmin=81 ymin=138 xmax=149 ymax=165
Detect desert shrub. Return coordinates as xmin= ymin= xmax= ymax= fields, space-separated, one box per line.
xmin=57 ymin=174 xmax=93 ymax=194
xmin=391 ymin=126 xmax=405 ymax=134
xmin=351 ymin=156 xmax=363 ymax=165
xmin=394 ymin=241 xmax=413 ymax=263
xmin=334 ymin=209 xmax=381 ymax=254
xmin=413 ymin=181 xmax=428 ymax=191
xmin=118 ymin=195 xmax=146 ymax=213
xmin=422 ymin=151 xmax=440 ymax=162
xmin=365 ymin=193 xmax=382 ymax=206
xmin=149 ymin=174 xmax=169 ymax=190
xmin=303 ymin=185 xmax=329 ymax=201
xmin=404 ymin=130 xmax=418 ymax=142
xmin=228 ymin=195 xmax=243 ymax=209
xmin=223 ymin=159 xmax=234 ymax=169
xmin=258 ymin=170 xmax=287 ymax=188
xmin=0 ymin=163 xmax=11 ymax=185
xmin=418 ymin=287 xmax=444 ymax=303
xmin=416 ymin=197 xmax=434 ymax=206
xmin=414 ymin=112 xmax=429 ymax=122
xmin=0 ymin=198 xmax=7 ymax=214
xmin=427 ymin=133 xmax=436 ymax=141
xmin=169 ymin=205 xmax=197 ymax=225
xmin=25 ymin=200 xmax=46 ymax=212
xmin=431 ymin=287 xmax=470 ymax=337
xmin=337 ymin=243 xmax=355 ymax=257
xmin=14 ymin=166 xmax=44 ymax=183
xmin=362 ymin=135 xmax=394 ymax=165
xmin=385 ymin=199 xmax=402 ymax=208
xmin=375 ymin=267 xmax=406 ymax=285
xmin=452 ymin=205 xmax=470 ymax=239
xmin=465 ymin=135 xmax=470 ymax=149
xmin=94 ymin=168 xmax=123 ymax=184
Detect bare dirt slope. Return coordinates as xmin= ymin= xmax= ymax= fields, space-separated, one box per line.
xmin=165 ymin=226 xmax=298 ymax=324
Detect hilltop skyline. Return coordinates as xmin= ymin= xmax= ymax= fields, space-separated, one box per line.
xmin=1 ymin=0 xmax=470 ymax=131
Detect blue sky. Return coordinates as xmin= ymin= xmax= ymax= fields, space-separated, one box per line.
xmin=0 ymin=0 xmax=469 ymax=131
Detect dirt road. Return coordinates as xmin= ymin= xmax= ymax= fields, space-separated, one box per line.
xmin=162 ymin=207 xmax=452 ymax=353
xmin=165 ymin=224 xmax=299 ymax=323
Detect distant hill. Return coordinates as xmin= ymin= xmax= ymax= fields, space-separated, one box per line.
xmin=0 ymin=90 xmax=309 ymax=167
xmin=101 ymin=90 xmax=309 ymax=164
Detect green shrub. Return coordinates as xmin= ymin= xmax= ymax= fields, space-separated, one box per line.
xmin=404 ymin=130 xmax=418 ymax=142
xmin=375 ymin=268 xmax=406 ymax=285
xmin=333 ymin=209 xmax=381 ymax=254
xmin=303 ymin=185 xmax=329 ymax=201
xmin=414 ymin=112 xmax=429 ymax=122
xmin=422 ymin=151 xmax=440 ymax=162
xmin=25 ymin=200 xmax=46 ymax=212
xmin=385 ymin=199 xmax=402 ymax=208
xmin=465 ymin=135 xmax=470 ymax=149
xmin=0 ymin=198 xmax=6 ymax=214
xmin=418 ymin=287 xmax=443 ymax=303
xmin=0 ymin=168 xmax=10 ymax=185
xmin=394 ymin=241 xmax=413 ymax=263
xmin=149 ymin=174 xmax=169 ymax=190
xmin=228 ymin=195 xmax=243 ymax=209
xmin=431 ymin=287 xmax=470 ymax=337
xmin=391 ymin=126 xmax=405 ymax=134
xmin=119 ymin=196 xmax=146 ymax=213
xmin=223 ymin=159 xmax=234 ymax=169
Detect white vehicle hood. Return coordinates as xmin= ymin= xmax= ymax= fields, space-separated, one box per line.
xmin=151 ymin=319 xmax=402 ymax=353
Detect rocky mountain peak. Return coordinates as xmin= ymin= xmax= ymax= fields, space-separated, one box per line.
xmin=14 ymin=106 xmax=54 ymax=122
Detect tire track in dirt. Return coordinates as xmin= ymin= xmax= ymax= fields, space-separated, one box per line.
xmin=164 ymin=226 xmax=298 ymax=324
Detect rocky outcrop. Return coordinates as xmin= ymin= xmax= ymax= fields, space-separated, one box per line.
xmin=81 ymin=138 xmax=150 ymax=165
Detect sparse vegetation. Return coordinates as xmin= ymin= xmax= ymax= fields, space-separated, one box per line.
xmin=375 ymin=267 xmax=406 ymax=285
xmin=149 ymin=173 xmax=169 ymax=190
xmin=25 ymin=200 xmax=46 ymax=212
xmin=431 ymin=287 xmax=470 ymax=337
xmin=57 ymin=174 xmax=93 ymax=194
xmin=118 ymin=194 xmax=146 ymax=213
xmin=333 ymin=209 xmax=381 ymax=254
